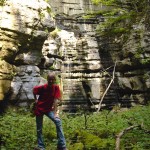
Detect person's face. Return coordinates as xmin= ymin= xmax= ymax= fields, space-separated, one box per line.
xmin=47 ymin=76 xmax=55 ymax=86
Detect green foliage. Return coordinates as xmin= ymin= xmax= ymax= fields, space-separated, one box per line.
xmin=50 ymin=28 xmax=61 ymax=39
xmin=119 ymin=106 xmax=150 ymax=149
xmin=55 ymin=75 xmax=61 ymax=84
xmin=0 ymin=0 xmax=6 ymax=6
xmin=46 ymin=6 xmax=51 ymax=14
xmin=0 ymin=108 xmax=36 ymax=150
xmin=0 ymin=105 xmax=150 ymax=149
xmin=37 ymin=10 xmax=45 ymax=24
xmin=96 ymin=11 xmax=134 ymax=36
xmin=91 ymin=0 xmax=150 ymax=39
xmin=91 ymin=0 xmax=116 ymax=6
xmin=71 ymin=130 xmax=114 ymax=150
xmin=0 ymin=107 xmax=57 ymax=150
xmin=49 ymin=65 xmax=55 ymax=70
xmin=134 ymin=46 xmax=150 ymax=65
xmin=64 ymin=105 xmax=150 ymax=150
xmin=70 ymin=142 xmax=84 ymax=150
xmin=141 ymin=58 xmax=150 ymax=65
xmin=44 ymin=0 xmax=50 ymax=3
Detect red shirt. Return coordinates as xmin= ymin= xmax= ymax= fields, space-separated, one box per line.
xmin=33 ymin=84 xmax=61 ymax=116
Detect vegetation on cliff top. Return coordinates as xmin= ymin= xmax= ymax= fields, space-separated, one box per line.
xmin=90 ymin=0 xmax=150 ymax=37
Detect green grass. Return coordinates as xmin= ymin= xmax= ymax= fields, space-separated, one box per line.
xmin=0 ymin=105 xmax=150 ymax=149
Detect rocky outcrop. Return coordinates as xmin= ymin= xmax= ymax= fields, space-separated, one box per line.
xmin=98 ymin=24 xmax=150 ymax=107
xmin=0 ymin=0 xmax=55 ymax=104
xmin=116 ymin=27 xmax=150 ymax=106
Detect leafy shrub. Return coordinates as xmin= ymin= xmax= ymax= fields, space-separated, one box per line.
xmin=0 ymin=108 xmax=36 ymax=150
xmin=0 ymin=108 xmax=57 ymax=150
xmin=71 ymin=130 xmax=115 ymax=150
xmin=69 ymin=142 xmax=84 ymax=150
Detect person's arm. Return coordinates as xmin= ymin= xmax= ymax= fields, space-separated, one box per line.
xmin=53 ymin=99 xmax=61 ymax=118
xmin=33 ymin=94 xmax=39 ymax=103
xmin=33 ymin=85 xmax=41 ymax=103
xmin=53 ymin=85 xmax=62 ymax=118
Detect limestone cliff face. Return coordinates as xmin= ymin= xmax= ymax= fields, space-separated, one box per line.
xmin=98 ymin=23 xmax=150 ymax=107
xmin=0 ymin=0 xmax=55 ymax=105
xmin=46 ymin=0 xmax=106 ymax=111
xmin=42 ymin=0 xmax=150 ymax=110
xmin=0 ymin=0 xmax=149 ymax=110
xmin=116 ymin=26 xmax=150 ymax=106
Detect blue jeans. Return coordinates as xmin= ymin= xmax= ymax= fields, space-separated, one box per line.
xmin=36 ymin=111 xmax=66 ymax=149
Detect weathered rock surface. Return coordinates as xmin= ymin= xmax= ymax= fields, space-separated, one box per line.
xmin=47 ymin=0 xmax=150 ymax=110
xmin=99 ymin=24 xmax=150 ymax=107
xmin=0 ymin=0 xmax=55 ymax=102
xmin=47 ymin=0 xmax=117 ymax=111
xmin=0 ymin=0 xmax=149 ymax=111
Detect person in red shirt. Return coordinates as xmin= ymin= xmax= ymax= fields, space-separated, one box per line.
xmin=33 ymin=73 xmax=67 ymax=150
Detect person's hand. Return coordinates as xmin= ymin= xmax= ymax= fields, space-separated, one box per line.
xmin=35 ymin=99 xmax=38 ymax=103
xmin=54 ymin=112 xmax=59 ymax=118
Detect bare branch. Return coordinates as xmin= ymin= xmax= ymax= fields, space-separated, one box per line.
xmin=115 ymin=125 xmax=141 ymax=150
xmin=97 ymin=61 xmax=117 ymax=112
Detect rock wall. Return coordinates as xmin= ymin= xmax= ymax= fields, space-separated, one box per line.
xmin=0 ymin=0 xmax=55 ymax=107
xmin=43 ymin=0 xmax=150 ymax=110
xmin=0 ymin=0 xmax=149 ymax=111
xmin=98 ymin=23 xmax=150 ymax=107
xmin=115 ymin=27 xmax=150 ymax=106
xmin=47 ymin=0 xmax=118 ymax=111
